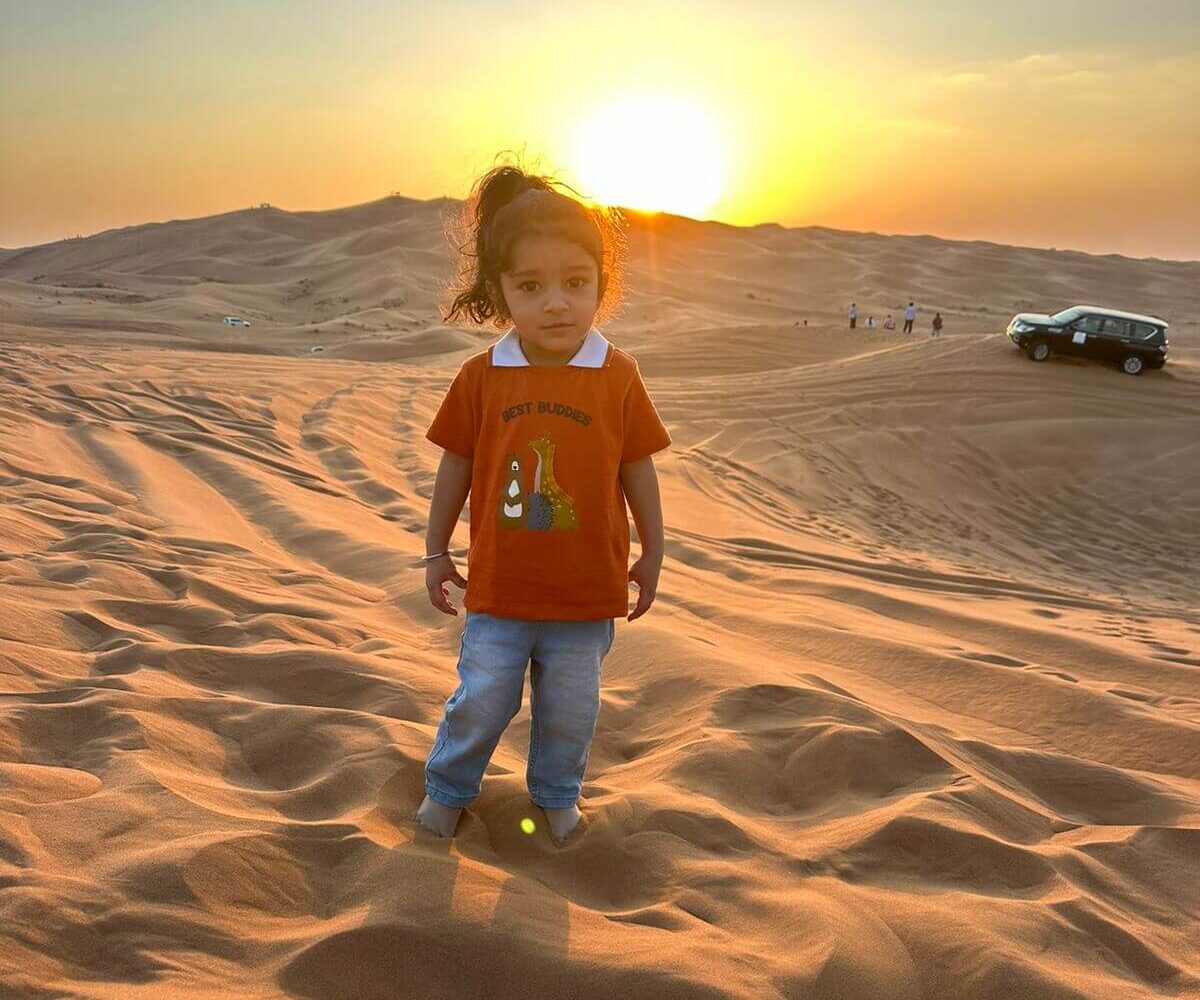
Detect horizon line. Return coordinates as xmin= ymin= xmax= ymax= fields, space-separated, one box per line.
xmin=2 ymin=194 xmax=1197 ymax=267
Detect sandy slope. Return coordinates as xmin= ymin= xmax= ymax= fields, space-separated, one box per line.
xmin=0 ymin=201 xmax=1198 ymax=999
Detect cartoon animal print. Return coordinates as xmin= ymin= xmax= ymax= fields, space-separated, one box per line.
xmin=526 ymin=432 xmax=578 ymax=531
xmin=498 ymin=454 xmax=524 ymax=529
xmin=525 ymin=492 xmax=554 ymax=531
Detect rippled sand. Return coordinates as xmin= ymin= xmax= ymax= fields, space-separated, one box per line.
xmin=1 ymin=199 xmax=1198 ymax=998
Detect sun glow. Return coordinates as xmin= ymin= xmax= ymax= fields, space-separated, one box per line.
xmin=572 ymin=97 xmax=725 ymax=219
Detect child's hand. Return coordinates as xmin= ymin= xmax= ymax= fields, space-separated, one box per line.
xmin=426 ymin=555 xmax=468 ymax=616
xmin=627 ymin=553 xmax=661 ymax=622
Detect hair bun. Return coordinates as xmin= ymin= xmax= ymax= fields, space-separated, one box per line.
xmin=477 ymin=167 xmax=543 ymax=225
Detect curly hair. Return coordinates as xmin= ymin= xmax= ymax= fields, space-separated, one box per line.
xmin=441 ymin=153 xmax=628 ymax=329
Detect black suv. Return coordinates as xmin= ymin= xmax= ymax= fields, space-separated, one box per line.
xmin=1006 ymin=305 xmax=1169 ymax=375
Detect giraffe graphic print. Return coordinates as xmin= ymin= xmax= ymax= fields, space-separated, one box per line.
xmin=496 ymin=432 xmax=579 ymax=531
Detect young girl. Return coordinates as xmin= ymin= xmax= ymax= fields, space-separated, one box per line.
xmin=414 ymin=163 xmax=671 ymax=846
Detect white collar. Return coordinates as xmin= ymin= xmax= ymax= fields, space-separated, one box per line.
xmin=491 ymin=327 xmax=610 ymax=368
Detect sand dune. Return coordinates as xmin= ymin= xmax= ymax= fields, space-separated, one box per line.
xmin=0 ymin=200 xmax=1198 ymax=998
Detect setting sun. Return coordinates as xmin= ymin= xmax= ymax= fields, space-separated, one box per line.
xmin=571 ymin=97 xmax=725 ymax=219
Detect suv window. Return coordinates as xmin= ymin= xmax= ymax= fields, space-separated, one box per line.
xmin=1101 ymin=317 xmax=1131 ymax=338
xmin=1131 ymin=322 xmax=1158 ymax=340
xmin=1075 ymin=315 xmax=1105 ymax=335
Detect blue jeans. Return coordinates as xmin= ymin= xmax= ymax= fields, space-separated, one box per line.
xmin=424 ymin=611 xmax=616 ymax=809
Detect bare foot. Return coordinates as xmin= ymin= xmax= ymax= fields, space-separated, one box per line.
xmin=415 ymin=794 xmax=462 ymax=837
xmin=542 ymin=803 xmax=582 ymax=846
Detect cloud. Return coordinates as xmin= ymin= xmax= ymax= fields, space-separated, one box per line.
xmin=928 ymin=52 xmax=1110 ymax=91
xmin=939 ymin=71 xmax=988 ymax=87
xmin=929 ymin=50 xmax=1197 ymax=94
xmin=1002 ymin=52 xmax=1104 ymax=87
xmin=913 ymin=50 xmax=1200 ymax=145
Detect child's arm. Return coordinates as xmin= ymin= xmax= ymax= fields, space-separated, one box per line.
xmin=425 ymin=450 xmax=472 ymax=615
xmin=619 ymin=455 xmax=665 ymax=622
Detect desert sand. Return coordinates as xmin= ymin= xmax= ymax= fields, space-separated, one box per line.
xmin=0 ymin=196 xmax=1198 ymax=999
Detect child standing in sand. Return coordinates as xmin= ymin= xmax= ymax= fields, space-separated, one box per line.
xmin=414 ymin=164 xmax=671 ymax=846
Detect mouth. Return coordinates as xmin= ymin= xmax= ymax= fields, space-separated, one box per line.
xmin=542 ymin=323 xmax=574 ymax=331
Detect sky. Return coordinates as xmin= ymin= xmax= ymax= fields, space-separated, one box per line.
xmin=2 ymin=0 xmax=1199 ymax=259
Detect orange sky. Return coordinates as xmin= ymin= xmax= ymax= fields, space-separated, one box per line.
xmin=2 ymin=0 xmax=1198 ymax=259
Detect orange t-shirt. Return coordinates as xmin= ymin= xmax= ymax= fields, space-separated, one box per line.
xmin=425 ymin=328 xmax=671 ymax=620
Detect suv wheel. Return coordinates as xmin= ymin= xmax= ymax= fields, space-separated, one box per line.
xmin=1027 ymin=339 xmax=1051 ymax=362
xmin=1120 ymin=354 xmax=1144 ymax=376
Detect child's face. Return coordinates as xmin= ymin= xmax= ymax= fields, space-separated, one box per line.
xmin=496 ymin=234 xmax=604 ymax=365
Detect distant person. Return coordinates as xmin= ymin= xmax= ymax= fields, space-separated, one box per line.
xmin=866 ymin=315 xmax=875 ymax=328
xmin=848 ymin=303 xmax=858 ymax=329
xmin=883 ymin=313 xmax=895 ymax=330
xmin=903 ymin=301 xmax=916 ymax=334
xmin=931 ymin=312 xmax=943 ymax=338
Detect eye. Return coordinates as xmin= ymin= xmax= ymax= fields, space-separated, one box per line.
xmin=517 ymin=278 xmax=589 ymax=292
